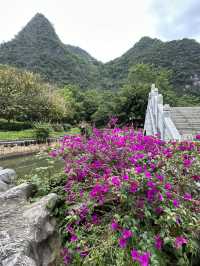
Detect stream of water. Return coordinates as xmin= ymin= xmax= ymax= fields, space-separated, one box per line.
xmin=0 ymin=153 xmax=64 ymax=178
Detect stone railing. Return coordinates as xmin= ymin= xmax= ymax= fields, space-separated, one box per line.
xmin=144 ymin=84 xmax=181 ymax=141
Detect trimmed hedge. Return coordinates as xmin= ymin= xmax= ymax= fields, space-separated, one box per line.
xmin=0 ymin=119 xmax=32 ymax=131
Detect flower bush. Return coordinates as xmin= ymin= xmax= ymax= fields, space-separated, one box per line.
xmin=51 ymin=124 xmax=200 ymax=265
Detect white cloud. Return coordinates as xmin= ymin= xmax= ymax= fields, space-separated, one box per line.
xmin=149 ymin=0 xmax=200 ymax=40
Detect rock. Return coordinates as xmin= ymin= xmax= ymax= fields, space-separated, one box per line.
xmin=0 ymin=180 xmax=9 ymax=192
xmin=0 ymin=168 xmax=16 ymax=193
xmin=0 ymin=168 xmax=16 ymax=184
xmin=0 ymin=183 xmax=59 ymax=266
xmin=2 ymin=254 xmax=37 ymax=266
xmin=0 ymin=182 xmax=36 ymax=201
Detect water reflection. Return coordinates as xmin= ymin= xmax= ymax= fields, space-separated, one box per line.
xmin=0 ymin=153 xmax=64 ymax=178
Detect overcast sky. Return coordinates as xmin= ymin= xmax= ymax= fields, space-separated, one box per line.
xmin=0 ymin=0 xmax=199 ymax=62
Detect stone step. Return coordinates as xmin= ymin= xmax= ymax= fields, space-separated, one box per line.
xmin=172 ymin=120 xmax=200 ymax=124
xmin=174 ymin=122 xmax=200 ymax=127
xmin=171 ymin=107 xmax=200 ymax=137
xmin=178 ymin=127 xmax=200 ymax=130
xmin=176 ymin=129 xmax=200 ymax=131
xmin=177 ymin=129 xmax=200 ymax=133
xmin=171 ymin=107 xmax=200 ymax=111
xmin=171 ymin=114 xmax=200 ymax=118
xmin=172 ymin=112 xmax=200 ymax=115
xmin=170 ymin=111 xmax=200 ymax=116
xmin=171 ymin=113 xmax=200 ymax=117
xmin=173 ymin=114 xmax=200 ymax=117
xmin=173 ymin=123 xmax=200 ymax=127
xmin=172 ymin=119 xmax=200 ymax=122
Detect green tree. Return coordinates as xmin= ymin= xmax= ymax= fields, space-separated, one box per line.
xmin=0 ymin=65 xmax=66 ymax=123
xmin=116 ymin=64 xmax=177 ymax=125
xmin=59 ymin=85 xmax=83 ymax=124
xmin=80 ymin=90 xmax=101 ymax=122
xmin=91 ymin=91 xmax=117 ymax=126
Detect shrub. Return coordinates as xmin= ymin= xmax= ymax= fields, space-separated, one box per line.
xmin=34 ymin=123 xmax=52 ymax=142
xmin=0 ymin=119 xmax=32 ymax=131
xmin=52 ymin=125 xmax=200 ymax=266
xmin=62 ymin=123 xmax=72 ymax=131
xmin=52 ymin=123 xmax=64 ymax=132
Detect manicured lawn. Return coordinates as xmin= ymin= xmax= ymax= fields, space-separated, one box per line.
xmin=0 ymin=127 xmax=80 ymax=141
xmin=0 ymin=129 xmax=35 ymax=140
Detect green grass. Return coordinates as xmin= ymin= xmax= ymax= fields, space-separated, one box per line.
xmin=0 ymin=127 xmax=80 ymax=141
xmin=67 ymin=127 xmax=80 ymax=135
xmin=0 ymin=129 xmax=35 ymax=140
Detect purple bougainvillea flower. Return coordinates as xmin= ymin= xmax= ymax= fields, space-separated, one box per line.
xmin=135 ymin=166 xmax=143 ymax=174
xmin=158 ymin=192 xmax=164 ymax=201
xmin=55 ymin=127 xmax=199 ymax=265
xmin=192 ymin=175 xmax=200 ymax=181
xmin=131 ymin=249 xmax=150 ymax=266
xmin=183 ymin=159 xmax=193 ymax=168
xmin=49 ymin=150 xmax=58 ymax=157
xmin=78 ymin=204 xmax=89 ymax=219
xmin=122 ymin=229 xmax=133 ymax=239
xmin=156 ymin=174 xmax=164 ymax=181
xmin=139 ymin=252 xmax=150 ymax=266
xmin=130 ymin=181 xmax=139 ymax=193
xmin=80 ymin=250 xmax=89 ymax=257
xmin=184 ymin=193 xmax=192 ymax=201
xmin=118 ymin=237 xmax=127 ymax=248
xmin=147 ymin=188 xmax=157 ymax=202
xmin=136 ymin=199 xmax=145 ymax=209
xmin=175 ymin=236 xmax=188 ymax=249
xmin=150 ymin=163 xmax=156 ymax=170
xmin=145 ymin=171 xmax=152 ymax=179
xmin=91 ymin=214 xmax=100 ymax=225
xmin=131 ymin=249 xmax=139 ymax=260
xmin=155 ymin=206 xmax=164 ymax=215
xmin=61 ymin=248 xmax=71 ymax=265
xmin=63 ymin=254 xmax=71 ymax=265
xmin=173 ymin=199 xmax=180 ymax=208
xmin=147 ymin=181 xmax=155 ymax=188
xmin=122 ymin=174 xmax=129 ymax=181
xmin=89 ymin=183 xmax=109 ymax=199
xmin=66 ymin=224 xmax=75 ymax=234
xmin=111 ymin=176 xmax=121 ymax=187
xmin=111 ymin=220 xmax=119 ymax=231
xmin=154 ymin=235 xmax=163 ymax=250
xmin=70 ymin=234 xmax=78 ymax=242
xmin=166 ymin=191 xmax=172 ymax=199
xmin=164 ymin=183 xmax=172 ymax=190
xmin=196 ymin=134 xmax=200 ymax=140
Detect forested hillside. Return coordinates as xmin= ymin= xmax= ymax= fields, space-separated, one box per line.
xmin=0 ymin=13 xmax=102 ymax=89
xmin=105 ymin=36 xmax=200 ymax=94
xmin=1 ymin=14 xmax=200 ymax=96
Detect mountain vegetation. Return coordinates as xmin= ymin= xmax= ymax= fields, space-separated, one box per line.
xmin=105 ymin=36 xmax=200 ymax=94
xmin=0 ymin=62 xmax=178 ymax=128
xmin=0 ymin=13 xmax=200 ymax=132
xmin=0 ymin=13 xmax=200 ymax=96
xmin=0 ymin=13 xmax=102 ymax=89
